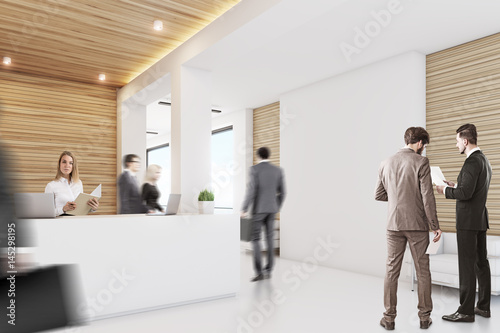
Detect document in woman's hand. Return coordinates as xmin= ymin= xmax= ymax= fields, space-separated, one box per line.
xmin=69 ymin=185 xmax=101 ymax=216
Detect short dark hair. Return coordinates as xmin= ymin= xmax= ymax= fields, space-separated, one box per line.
xmin=257 ymin=147 xmax=270 ymax=159
xmin=456 ymin=123 xmax=477 ymax=145
xmin=404 ymin=127 xmax=430 ymax=145
xmin=123 ymin=154 xmax=140 ymax=168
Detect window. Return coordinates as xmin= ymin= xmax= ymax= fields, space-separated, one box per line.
xmin=146 ymin=144 xmax=171 ymax=206
xmin=211 ymin=126 xmax=234 ymax=211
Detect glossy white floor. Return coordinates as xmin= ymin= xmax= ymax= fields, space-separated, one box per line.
xmin=53 ymin=250 xmax=499 ymax=333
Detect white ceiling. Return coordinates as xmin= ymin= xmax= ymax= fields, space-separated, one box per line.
xmin=146 ymin=97 xmax=224 ymax=137
xmin=147 ymin=99 xmax=171 ymax=138
xmin=182 ymin=0 xmax=500 ymax=113
xmin=147 ymin=0 xmax=500 ymax=135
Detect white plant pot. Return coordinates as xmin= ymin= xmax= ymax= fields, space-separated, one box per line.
xmin=198 ymin=201 xmax=214 ymax=214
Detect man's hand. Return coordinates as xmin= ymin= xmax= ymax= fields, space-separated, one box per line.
xmin=436 ymin=185 xmax=445 ymax=194
xmin=240 ymin=211 xmax=247 ymax=218
xmin=443 ymin=180 xmax=455 ymax=187
xmin=432 ymin=229 xmax=442 ymax=243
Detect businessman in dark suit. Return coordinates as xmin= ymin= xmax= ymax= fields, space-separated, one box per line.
xmin=118 ymin=154 xmax=150 ymax=214
xmin=241 ymin=147 xmax=286 ymax=282
xmin=437 ymin=124 xmax=492 ymax=322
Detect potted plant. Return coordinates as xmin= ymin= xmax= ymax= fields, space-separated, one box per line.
xmin=198 ymin=189 xmax=215 ymax=214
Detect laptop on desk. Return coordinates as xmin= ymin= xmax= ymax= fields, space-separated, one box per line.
xmin=14 ymin=193 xmax=56 ymax=218
xmin=147 ymin=194 xmax=181 ymax=216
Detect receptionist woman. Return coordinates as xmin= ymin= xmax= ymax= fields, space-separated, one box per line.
xmin=45 ymin=151 xmax=99 ymax=216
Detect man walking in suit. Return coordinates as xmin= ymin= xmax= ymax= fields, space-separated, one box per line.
xmin=241 ymin=147 xmax=286 ymax=282
xmin=375 ymin=127 xmax=442 ymax=330
xmin=437 ymin=124 xmax=492 ymax=322
xmin=118 ymin=154 xmax=150 ymax=214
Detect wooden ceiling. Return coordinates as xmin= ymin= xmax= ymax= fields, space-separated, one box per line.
xmin=0 ymin=0 xmax=240 ymax=87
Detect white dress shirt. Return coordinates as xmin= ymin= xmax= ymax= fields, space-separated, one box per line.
xmin=45 ymin=177 xmax=83 ymax=216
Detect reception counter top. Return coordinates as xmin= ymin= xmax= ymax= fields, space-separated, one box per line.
xmin=27 ymin=214 xmax=240 ymax=321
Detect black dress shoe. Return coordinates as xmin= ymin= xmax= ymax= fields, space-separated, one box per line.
xmin=442 ymin=311 xmax=474 ymax=322
xmin=250 ymin=274 xmax=264 ymax=282
xmin=420 ymin=318 xmax=432 ymax=329
xmin=474 ymin=307 xmax=491 ymax=318
xmin=379 ymin=318 xmax=395 ymax=330
xmin=264 ymin=272 xmax=272 ymax=279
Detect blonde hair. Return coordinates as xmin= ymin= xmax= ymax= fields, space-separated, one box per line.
xmin=145 ymin=164 xmax=162 ymax=183
xmin=55 ymin=151 xmax=80 ymax=182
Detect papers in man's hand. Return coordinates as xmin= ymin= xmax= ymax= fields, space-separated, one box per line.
xmin=431 ymin=166 xmax=446 ymax=186
xmin=69 ymin=184 xmax=101 ymax=216
xmin=426 ymin=236 xmax=442 ymax=255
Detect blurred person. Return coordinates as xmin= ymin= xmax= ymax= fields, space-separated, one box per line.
xmin=45 ymin=151 xmax=99 ymax=216
xmin=375 ymin=127 xmax=441 ymax=330
xmin=1 ymin=111 xmax=85 ymax=331
xmin=241 ymin=147 xmax=286 ymax=282
xmin=118 ymin=154 xmax=150 ymax=214
xmin=0 ymin=140 xmax=16 ymax=277
xmin=0 ymin=142 xmax=36 ymax=270
xmin=0 ymin=122 xmax=36 ymax=276
xmin=142 ymin=164 xmax=164 ymax=212
xmin=436 ymin=124 xmax=492 ymax=322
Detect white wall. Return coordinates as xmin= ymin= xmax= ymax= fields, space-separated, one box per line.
xmin=280 ymin=51 xmax=426 ymax=278
xmin=147 ymin=133 xmax=171 ymax=149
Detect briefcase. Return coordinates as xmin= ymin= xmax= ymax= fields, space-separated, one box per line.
xmin=0 ymin=264 xmax=85 ymax=333
xmin=240 ymin=217 xmax=253 ymax=242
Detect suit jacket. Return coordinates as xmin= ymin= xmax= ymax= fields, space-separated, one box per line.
xmin=445 ymin=150 xmax=491 ymax=231
xmin=375 ymin=148 xmax=439 ymax=231
xmin=118 ymin=170 xmax=148 ymax=214
xmin=241 ymin=161 xmax=286 ymax=214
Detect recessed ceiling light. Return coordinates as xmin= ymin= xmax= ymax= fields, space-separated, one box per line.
xmin=99 ymin=74 xmax=106 ymax=81
xmin=153 ymin=20 xmax=163 ymax=31
xmin=3 ymin=57 xmax=11 ymax=65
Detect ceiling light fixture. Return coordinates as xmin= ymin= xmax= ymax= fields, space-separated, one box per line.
xmin=3 ymin=57 xmax=11 ymax=65
xmin=99 ymin=74 xmax=106 ymax=81
xmin=153 ymin=20 xmax=163 ymax=31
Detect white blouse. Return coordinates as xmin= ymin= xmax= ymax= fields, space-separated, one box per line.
xmin=45 ymin=178 xmax=83 ymax=216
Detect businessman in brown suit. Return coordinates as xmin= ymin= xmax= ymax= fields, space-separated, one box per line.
xmin=437 ymin=124 xmax=492 ymax=322
xmin=375 ymin=127 xmax=442 ymax=330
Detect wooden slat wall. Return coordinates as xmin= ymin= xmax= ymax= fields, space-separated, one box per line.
xmin=253 ymin=102 xmax=280 ymax=166
xmin=426 ymin=32 xmax=500 ymax=235
xmin=0 ymin=71 xmax=117 ymax=214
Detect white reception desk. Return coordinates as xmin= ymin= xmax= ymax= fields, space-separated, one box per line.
xmin=27 ymin=214 xmax=240 ymax=321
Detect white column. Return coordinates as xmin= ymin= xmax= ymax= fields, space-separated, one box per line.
xmin=171 ymin=66 xmax=212 ymax=213
xmin=234 ymin=108 xmax=253 ymax=212
xmin=120 ymin=102 xmax=147 ymax=177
